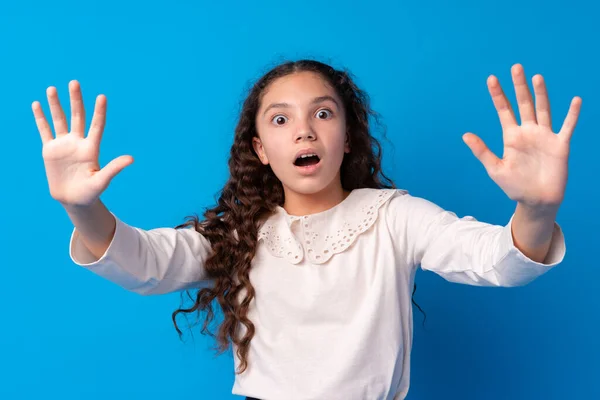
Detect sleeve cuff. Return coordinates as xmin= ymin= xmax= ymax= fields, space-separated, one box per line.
xmin=499 ymin=213 xmax=566 ymax=266
xmin=69 ymin=212 xmax=138 ymax=267
xmin=493 ymin=213 xmax=566 ymax=286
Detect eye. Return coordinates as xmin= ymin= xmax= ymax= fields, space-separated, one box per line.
xmin=316 ymin=109 xmax=333 ymax=120
xmin=271 ymin=115 xmax=288 ymax=126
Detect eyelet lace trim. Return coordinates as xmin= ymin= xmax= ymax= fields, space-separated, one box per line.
xmin=257 ymin=188 xmax=403 ymax=264
xmin=257 ymin=221 xmax=305 ymax=263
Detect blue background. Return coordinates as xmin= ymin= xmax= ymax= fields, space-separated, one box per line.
xmin=1 ymin=0 xmax=598 ymax=399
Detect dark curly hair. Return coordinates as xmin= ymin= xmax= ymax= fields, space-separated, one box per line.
xmin=171 ymin=59 xmax=425 ymax=374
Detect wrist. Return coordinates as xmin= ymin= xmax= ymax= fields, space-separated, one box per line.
xmin=62 ymin=198 xmax=102 ymax=214
xmin=516 ymin=201 xmax=559 ymax=220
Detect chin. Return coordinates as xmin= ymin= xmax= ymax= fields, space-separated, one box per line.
xmin=281 ymin=176 xmax=341 ymax=197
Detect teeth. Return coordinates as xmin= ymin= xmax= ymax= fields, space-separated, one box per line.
xmin=299 ymin=153 xmax=317 ymax=158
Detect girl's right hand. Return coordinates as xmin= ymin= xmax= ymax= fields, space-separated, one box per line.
xmin=33 ymin=80 xmax=134 ymax=208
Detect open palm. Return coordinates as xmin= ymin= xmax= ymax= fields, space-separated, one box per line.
xmin=463 ymin=64 xmax=582 ymax=209
xmin=33 ymin=81 xmax=133 ymax=207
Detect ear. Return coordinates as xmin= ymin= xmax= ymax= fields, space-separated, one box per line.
xmin=252 ymin=137 xmax=269 ymax=165
xmin=344 ymin=132 xmax=351 ymax=153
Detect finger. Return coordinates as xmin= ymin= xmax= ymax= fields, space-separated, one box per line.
xmin=487 ymin=75 xmax=517 ymax=131
xmin=88 ymin=94 xmax=107 ymax=146
xmin=69 ymin=80 xmax=86 ymax=136
xmin=558 ymin=96 xmax=582 ymax=142
xmin=532 ymin=74 xmax=552 ymax=130
xmin=511 ymin=64 xmax=537 ymax=124
xmin=32 ymin=101 xmax=54 ymax=145
xmin=94 ymin=155 xmax=134 ymax=189
xmin=463 ymin=133 xmax=502 ymax=174
xmin=46 ymin=86 xmax=69 ymax=136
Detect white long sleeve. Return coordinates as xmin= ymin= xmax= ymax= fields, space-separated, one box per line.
xmin=395 ymin=195 xmax=564 ymax=287
xmin=69 ymin=213 xmax=214 ymax=295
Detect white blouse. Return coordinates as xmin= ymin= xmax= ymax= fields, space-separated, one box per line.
xmin=69 ymin=188 xmax=566 ymax=400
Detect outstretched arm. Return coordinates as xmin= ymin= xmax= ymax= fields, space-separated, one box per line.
xmin=34 ymin=81 xmax=212 ymax=295
xmin=463 ymin=63 xmax=581 ymax=264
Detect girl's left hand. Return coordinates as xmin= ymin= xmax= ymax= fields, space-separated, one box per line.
xmin=463 ymin=63 xmax=582 ymax=209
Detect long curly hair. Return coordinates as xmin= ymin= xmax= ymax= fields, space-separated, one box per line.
xmin=171 ymin=59 xmax=425 ymax=374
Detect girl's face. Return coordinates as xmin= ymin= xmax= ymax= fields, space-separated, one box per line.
xmin=253 ymin=71 xmax=350 ymax=198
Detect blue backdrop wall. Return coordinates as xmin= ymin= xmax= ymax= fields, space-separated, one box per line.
xmin=1 ymin=1 xmax=598 ymax=399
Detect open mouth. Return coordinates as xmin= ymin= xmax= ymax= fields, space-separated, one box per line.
xmin=294 ymin=154 xmax=321 ymax=167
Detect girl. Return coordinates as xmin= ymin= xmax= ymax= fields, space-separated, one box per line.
xmin=33 ymin=59 xmax=580 ymax=400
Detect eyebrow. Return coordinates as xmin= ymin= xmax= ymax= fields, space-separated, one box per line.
xmin=262 ymin=95 xmax=340 ymax=117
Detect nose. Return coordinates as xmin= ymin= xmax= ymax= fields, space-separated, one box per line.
xmin=295 ymin=122 xmax=316 ymax=142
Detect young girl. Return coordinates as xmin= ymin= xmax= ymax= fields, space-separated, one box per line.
xmin=33 ymin=59 xmax=580 ymax=400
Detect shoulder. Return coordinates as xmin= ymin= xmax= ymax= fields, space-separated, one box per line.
xmin=348 ymin=187 xmax=408 ymax=207
xmin=344 ymin=187 xmax=413 ymax=219
xmin=341 ymin=187 xmax=415 ymax=233
xmin=378 ymin=188 xmax=455 ymax=232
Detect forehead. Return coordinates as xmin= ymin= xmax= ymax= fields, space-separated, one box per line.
xmin=260 ymin=71 xmax=338 ymax=105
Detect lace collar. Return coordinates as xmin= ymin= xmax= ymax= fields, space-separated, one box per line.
xmin=257 ymin=188 xmax=402 ymax=265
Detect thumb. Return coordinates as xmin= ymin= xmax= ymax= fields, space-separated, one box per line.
xmin=94 ymin=155 xmax=134 ymax=187
xmin=462 ymin=133 xmax=501 ymax=174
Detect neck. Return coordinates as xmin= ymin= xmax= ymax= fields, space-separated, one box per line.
xmin=282 ymin=181 xmax=350 ymax=216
